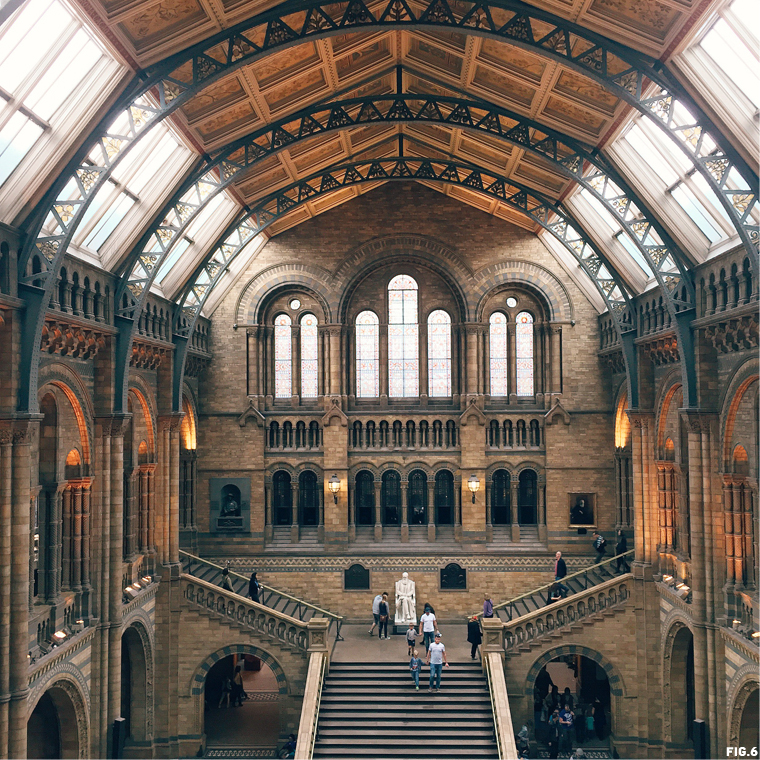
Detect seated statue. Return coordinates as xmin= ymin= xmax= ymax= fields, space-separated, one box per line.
xmin=394 ymin=572 xmax=417 ymax=625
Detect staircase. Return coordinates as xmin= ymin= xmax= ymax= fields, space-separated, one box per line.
xmin=179 ymin=550 xmax=343 ymax=640
xmin=489 ymin=550 xmax=634 ymax=623
xmin=312 ymin=662 xmax=499 ymax=759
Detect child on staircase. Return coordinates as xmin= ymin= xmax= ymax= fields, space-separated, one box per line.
xmin=409 ymin=649 xmax=422 ymax=691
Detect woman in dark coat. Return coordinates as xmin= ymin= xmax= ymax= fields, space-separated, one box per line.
xmin=615 ymin=530 xmax=630 ymax=573
xmin=467 ymin=615 xmax=483 ymax=659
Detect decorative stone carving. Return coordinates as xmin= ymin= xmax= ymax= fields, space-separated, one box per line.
xmin=394 ymin=572 xmax=417 ymax=625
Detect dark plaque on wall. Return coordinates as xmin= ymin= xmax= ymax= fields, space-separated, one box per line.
xmin=210 ymin=478 xmax=250 ymax=533
xmin=568 ymin=493 xmax=595 ymax=527
xmin=344 ymin=564 xmax=370 ymax=590
xmin=440 ymin=563 xmax=467 ymax=590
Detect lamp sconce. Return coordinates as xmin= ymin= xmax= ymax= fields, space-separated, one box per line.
xmin=328 ymin=474 xmax=340 ymax=504
xmin=467 ymin=474 xmax=480 ymax=504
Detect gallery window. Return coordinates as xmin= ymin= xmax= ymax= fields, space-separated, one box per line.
xmin=428 ymin=309 xmax=451 ymax=397
xmin=388 ymin=275 xmax=418 ymax=397
xmin=355 ymin=310 xmax=379 ymax=398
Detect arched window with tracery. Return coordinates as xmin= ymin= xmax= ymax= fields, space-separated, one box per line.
xmin=489 ymin=312 xmax=508 ymax=397
xmin=356 ymin=310 xmax=379 ymax=398
xmin=274 ymin=314 xmax=292 ymax=399
xmin=300 ymin=313 xmax=318 ymax=398
xmin=428 ymin=309 xmax=451 ymax=397
xmin=515 ymin=311 xmax=534 ymax=396
xmin=388 ymin=275 xmax=418 ymax=397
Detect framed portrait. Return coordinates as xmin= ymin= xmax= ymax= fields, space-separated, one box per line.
xmin=568 ymin=493 xmax=595 ymax=527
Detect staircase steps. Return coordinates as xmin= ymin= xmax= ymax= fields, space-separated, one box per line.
xmin=313 ymin=662 xmax=499 ymax=760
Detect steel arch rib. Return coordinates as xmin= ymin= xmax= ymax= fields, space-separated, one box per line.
xmin=117 ymin=93 xmax=694 ymax=313
xmin=15 ymin=0 xmax=756 ymax=411
xmin=168 ymin=155 xmax=640 ymax=409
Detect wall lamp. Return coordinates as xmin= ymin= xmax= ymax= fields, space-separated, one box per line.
xmin=328 ymin=474 xmax=340 ymax=504
xmin=468 ymin=474 xmax=480 ymax=504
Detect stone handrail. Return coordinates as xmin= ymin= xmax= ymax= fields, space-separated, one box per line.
xmin=470 ymin=549 xmax=634 ymax=621
xmin=294 ymin=650 xmax=327 ymax=760
xmin=502 ymin=574 xmax=631 ymax=654
xmin=180 ymin=550 xmax=344 ymax=634
xmin=182 ymin=574 xmax=311 ymax=653
xmin=482 ymin=645 xmax=519 ymax=760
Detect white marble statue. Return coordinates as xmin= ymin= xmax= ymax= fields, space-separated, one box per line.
xmin=394 ymin=572 xmax=417 ymax=625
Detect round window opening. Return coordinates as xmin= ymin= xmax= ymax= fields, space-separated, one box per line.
xmin=506 ymin=297 xmax=518 ymax=308
xmin=289 ymin=298 xmax=301 ymax=310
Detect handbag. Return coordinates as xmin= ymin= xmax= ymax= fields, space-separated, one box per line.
xmin=379 ymin=614 xmax=388 ymax=622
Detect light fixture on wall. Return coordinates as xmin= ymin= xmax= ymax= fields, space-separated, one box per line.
xmin=468 ymin=474 xmax=480 ymax=504
xmin=328 ymin=474 xmax=340 ymax=504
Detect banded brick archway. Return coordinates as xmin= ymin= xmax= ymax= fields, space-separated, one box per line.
xmin=190 ymin=644 xmax=289 ymax=697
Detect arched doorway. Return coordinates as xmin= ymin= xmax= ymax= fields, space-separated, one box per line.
xmin=272 ymin=471 xmax=292 ymax=525
xmin=381 ymin=470 xmax=401 ymax=525
xmin=298 ymin=471 xmax=319 ymax=526
xmin=734 ymin=684 xmax=759 ymax=749
xmin=355 ymin=471 xmax=375 ymax=525
xmin=668 ymin=625 xmax=695 ymax=747
xmin=528 ymin=648 xmax=618 ymax=754
xmin=519 ymin=469 xmax=538 ymax=525
xmin=408 ymin=470 xmax=427 ymax=525
xmin=121 ymin=624 xmax=151 ymax=752
xmin=203 ymin=653 xmax=283 ymax=751
xmin=28 ymin=682 xmax=85 ymax=759
xmin=491 ymin=469 xmax=510 ymax=525
xmin=434 ymin=470 xmax=454 ymax=525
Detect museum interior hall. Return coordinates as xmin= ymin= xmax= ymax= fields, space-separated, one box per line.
xmin=0 ymin=0 xmax=757 ymax=756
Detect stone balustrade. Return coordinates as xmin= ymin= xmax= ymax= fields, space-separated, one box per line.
xmin=182 ymin=575 xmax=310 ymax=653
xmin=502 ymin=575 xmax=630 ymax=654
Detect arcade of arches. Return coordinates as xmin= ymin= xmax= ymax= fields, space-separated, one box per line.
xmin=0 ymin=0 xmax=757 ymax=757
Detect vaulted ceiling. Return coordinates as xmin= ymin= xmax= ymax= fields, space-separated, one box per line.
xmin=77 ymin=0 xmax=714 ymax=237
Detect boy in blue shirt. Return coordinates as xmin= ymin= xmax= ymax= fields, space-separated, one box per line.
xmin=409 ymin=649 xmax=423 ymax=690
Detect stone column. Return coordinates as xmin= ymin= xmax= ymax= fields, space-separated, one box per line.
xmin=465 ymin=324 xmax=478 ymax=397
xmin=72 ymin=483 xmax=83 ymax=591
xmin=169 ymin=416 xmax=181 ymax=565
xmin=264 ymin=483 xmax=273 ymax=542
xmin=9 ymin=423 xmax=33 ymax=759
xmin=81 ymin=482 xmax=92 ymax=620
xmin=247 ymin=327 xmax=259 ymax=399
xmin=538 ymin=474 xmax=547 ymax=542
xmin=317 ymin=486 xmax=324 ymax=543
xmin=426 ymin=480 xmax=436 ymax=543
xmin=328 ymin=327 xmax=342 ymax=398
xmin=485 ymin=477 xmax=492 ymax=542
xmin=510 ymin=479 xmax=520 ymax=542
xmin=291 ymin=480 xmax=300 ymax=543
xmin=348 ymin=482 xmax=356 ymax=541
xmin=732 ymin=479 xmax=744 ymax=586
xmin=374 ymin=481 xmax=382 ymax=542
xmin=419 ymin=321 xmax=428 ymax=404
xmin=291 ymin=324 xmax=300 ymax=406
xmin=550 ymin=325 xmax=562 ymax=394
xmin=48 ymin=485 xmax=65 ymax=603
xmin=61 ymin=486 xmax=72 ymax=588
xmin=379 ymin=324 xmax=389 ymax=402
xmin=400 ymin=483 xmax=409 ymax=542
xmin=0 ymin=431 xmax=11 ymax=756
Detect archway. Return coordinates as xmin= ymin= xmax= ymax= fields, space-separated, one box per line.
xmin=199 ymin=648 xmax=287 ymax=752
xmin=527 ymin=645 xmax=623 ymax=753
xmin=27 ymin=682 xmax=85 ymax=759
xmin=121 ymin=624 xmax=151 ymax=753
xmin=519 ymin=470 xmax=538 ymax=525
xmin=734 ymin=684 xmax=759 ymax=749
xmin=668 ymin=625 xmax=695 ymax=748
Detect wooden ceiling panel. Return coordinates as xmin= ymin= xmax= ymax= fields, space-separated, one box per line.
xmin=476 ymin=39 xmax=547 ymax=84
xmin=470 ymin=65 xmax=536 ymax=110
xmin=262 ymin=69 xmax=329 ymax=114
xmin=335 ymin=38 xmax=393 ymax=81
xmin=407 ymin=36 xmax=464 ymax=79
xmin=540 ymin=95 xmax=608 ymax=137
xmin=195 ymin=101 xmax=259 ymax=143
xmin=248 ymin=43 xmax=322 ymax=90
xmin=456 ymin=134 xmax=510 ymax=171
xmin=551 ymin=70 xmax=621 ymax=116
xmin=180 ymin=75 xmax=248 ymax=123
xmin=288 ymin=137 xmax=346 ymax=174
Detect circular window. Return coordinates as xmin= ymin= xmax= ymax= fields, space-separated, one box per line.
xmin=289 ymin=298 xmax=301 ymax=310
xmin=506 ymin=297 xmax=518 ymax=308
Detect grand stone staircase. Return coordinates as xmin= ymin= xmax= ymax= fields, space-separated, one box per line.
xmin=312 ymin=662 xmax=499 ymax=759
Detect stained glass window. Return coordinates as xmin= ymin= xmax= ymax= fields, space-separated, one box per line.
xmin=356 ymin=310 xmax=379 ymax=398
xmin=388 ymin=275 xmax=418 ymax=397
xmin=300 ymin=313 xmax=318 ymax=398
xmin=427 ymin=310 xmax=451 ymax=397
xmin=515 ymin=311 xmax=534 ymax=397
xmin=489 ymin=312 xmax=508 ymax=396
xmin=274 ymin=314 xmax=292 ymax=399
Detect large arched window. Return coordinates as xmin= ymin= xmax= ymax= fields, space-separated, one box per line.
xmin=388 ymin=275 xmax=418 ymax=397
xmin=272 ymin=471 xmax=292 ymax=525
xmin=427 ymin=309 xmax=451 ymax=397
xmin=274 ymin=314 xmax=292 ymax=399
xmin=299 ymin=470 xmax=319 ymax=525
xmin=489 ymin=312 xmax=508 ymax=397
xmin=491 ymin=470 xmax=510 ymax=524
xmin=434 ymin=470 xmax=455 ymax=525
xmin=355 ymin=471 xmax=375 ymax=525
xmin=515 ymin=311 xmax=534 ymax=396
xmin=408 ymin=470 xmax=428 ymax=525
xmin=381 ymin=470 xmax=401 ymax=525
xmin=300 ymin=313 xmax=318 ymax=398
xmin=355 ymin=310 xmax=379 ymax=398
